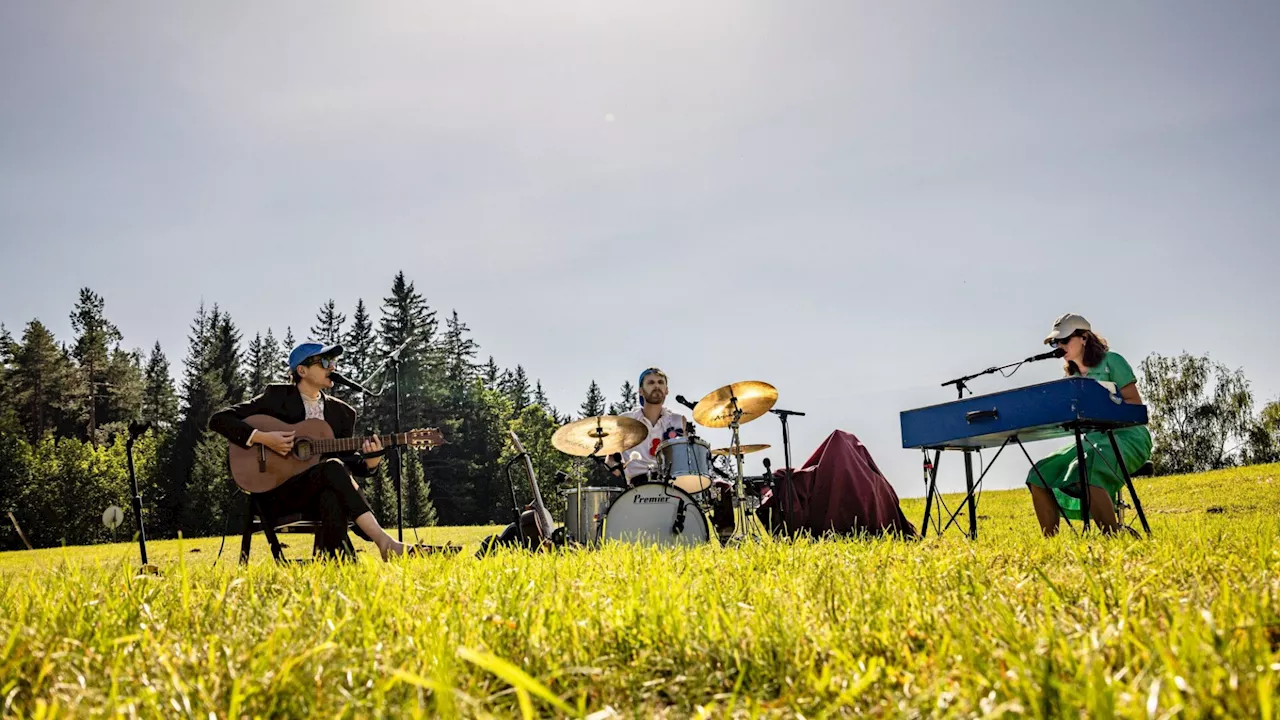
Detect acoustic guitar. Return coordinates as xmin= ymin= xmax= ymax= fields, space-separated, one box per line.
xmin=508 ymin=430 xmax=555 ymax=546
xmin=228 ymin=415 xmax=444 ymax=494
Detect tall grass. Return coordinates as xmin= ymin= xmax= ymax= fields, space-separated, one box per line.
xmin=1 ymin=464 xmax=1278 ymax=717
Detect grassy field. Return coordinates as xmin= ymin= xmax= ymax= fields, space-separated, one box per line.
xmin=1 ymin=464 xmax=1278 ymax=718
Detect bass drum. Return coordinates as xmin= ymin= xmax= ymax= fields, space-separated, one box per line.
xmin=603 ymin=483 xmax=711 ymax=547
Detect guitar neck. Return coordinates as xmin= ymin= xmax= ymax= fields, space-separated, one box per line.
xmin=310 ymin=433 xmax=411 ymax=455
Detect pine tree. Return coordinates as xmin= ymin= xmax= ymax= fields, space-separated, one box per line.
xmin=160 ymin=303 xmax=244 ymax=536
xmin=310 ymin=299 xmax=346 ymax=346
xmin=9 ymin=320 xmax=77 ymax=442
xmin=260 ymin=329 xmax=280 ymax=389
xmin=244 ymin=333 xmax=272 ymax=397
xmin=375 ymin=272 xmax=440 ymax=429
xmin=482 ymin=356 xmax=501 ymax=389
xmin=70 ymin=288 xmax=122 ymax=443
xmin=580 ymin=380 xmax=605 ymax=418
xmin=142 ymin=341 xmax=179 ymax=427
xmin=210 ymin=309 xmax=246 ymax=406
xmin=402 ymin=449 xmax=438 ymax=528
xmin=280 ymin=327 xmax=295 ymax=382
xmin=609 ymin=380 xmax=638 ymax=415
xmin=442 ymin=310 xmax=480 ymax=390
xmin=365 ymin=462 xmax=394 ymax=524
xmin=506 ymin=365 xmax=531 ymax=414
xmin=103 ymin=347 xmax=144 ymax=431
xmin=343 ymin=300 xmax=377 ymax=388
xmin=0 ymin=324 xmax=14 ymax=424
xmin=533 ymin=381 xmax=550 ymax=408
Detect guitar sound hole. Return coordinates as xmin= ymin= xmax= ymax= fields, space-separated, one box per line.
xmin=294 ymin=440 xmax=313 ymax=461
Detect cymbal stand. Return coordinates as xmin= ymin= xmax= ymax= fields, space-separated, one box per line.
xmin=727 ymin=397 xmax=766 ymax=545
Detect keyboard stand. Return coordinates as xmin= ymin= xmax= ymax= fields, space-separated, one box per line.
xmin=920 ymin=426 xmax=1152 ymax=539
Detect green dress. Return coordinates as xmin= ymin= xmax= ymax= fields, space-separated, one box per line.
xmin=1025 ymin=351 xmax=1152 ymax=520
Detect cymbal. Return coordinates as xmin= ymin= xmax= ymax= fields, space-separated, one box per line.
xmin=692 ymin=381 xmax=778 ymax=428
xmin=551 ymin=415 xmax=648 ymax=458
xmin=711 ymin=443 xmax=771 ymax=457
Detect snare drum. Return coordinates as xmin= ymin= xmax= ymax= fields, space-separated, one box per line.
xmin=603 ymin=483 xmax=710 ymax=547
xmin=563 ymin=487 xmax=621 ymax=546
xmin=656 ymin=437 xmax=713 ymax=493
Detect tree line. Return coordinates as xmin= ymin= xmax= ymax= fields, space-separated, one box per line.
xmin=0 ymin=273 xmax=642 ymax=549
xmin=2 ymin=281 xmax=1278 ymax=550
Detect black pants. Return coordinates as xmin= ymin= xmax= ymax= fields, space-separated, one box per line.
xmin=257 ymin=459 xmax=373 ymax=559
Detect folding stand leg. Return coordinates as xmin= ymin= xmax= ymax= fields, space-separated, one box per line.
xmin=962 ymin=450 xmax=977 ymax=540
xmin=920 ymin=450 xmax=941 ymax=539
xmin=1107 ymin=431 xmax=1151 ymax=536
xmin=1073 ymin=428 xmax=1091 ymax=532
xmin=942 ymin=438 xmax=1010 ymax=537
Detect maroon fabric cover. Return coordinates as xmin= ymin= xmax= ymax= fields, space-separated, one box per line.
xmin=762 ymin=430 xmax=917 ymax=538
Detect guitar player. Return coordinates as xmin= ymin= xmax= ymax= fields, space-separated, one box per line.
xmin=209 ymin=342 xmax=415 ymax=560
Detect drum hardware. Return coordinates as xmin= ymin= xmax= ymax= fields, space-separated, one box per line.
xmin=693 ymin=381 xmax=778 ymax=545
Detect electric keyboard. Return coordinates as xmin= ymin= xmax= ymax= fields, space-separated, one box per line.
xmin=900 ymin=377 xmax=1148 ymax=451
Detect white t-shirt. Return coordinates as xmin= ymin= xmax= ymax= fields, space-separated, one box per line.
xmin=620 ymin=406 xmax=688 ymax=480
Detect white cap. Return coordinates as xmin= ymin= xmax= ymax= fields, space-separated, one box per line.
xmin=1044 ymin=313 xmax=1091 ymax=345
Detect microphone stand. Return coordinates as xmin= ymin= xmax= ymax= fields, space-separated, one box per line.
xmin=125 ymin=422 xmax=159 ymax=576
xmin=504 ymin=454 xmax=529 ymax=545
xmin=357 ymin=338 xmax=413 ymax=541
xmin=769 ymin=408 xmax=804 ymax=538
xmin=929 ymin=350 xmax=1063 ymax=539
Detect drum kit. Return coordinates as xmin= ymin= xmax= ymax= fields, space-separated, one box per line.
xmin=550 ymin=380 xmax=786 ymax=548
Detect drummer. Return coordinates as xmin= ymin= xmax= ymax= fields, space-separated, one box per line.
xmin=618 ymin=367 xmax=689 ymax=485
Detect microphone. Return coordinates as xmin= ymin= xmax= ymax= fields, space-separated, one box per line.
xmin=329 ymin=371 xmax=377 ymax=395
xmin=1026 ymin=348 xmax=1067 ymax=363
xmin=672 ymin=499 xmax=687 ymax=535
xmin=762 ymin=457 xmax=772 ymax=474
xmin=674 ymin=394 xmax=697 ymax=411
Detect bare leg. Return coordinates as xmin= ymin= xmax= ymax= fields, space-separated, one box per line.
xmin=354 ymin=512 xmax=409 ymax=560
xmin=1028 ymin=484 xmax=1061 ymax=537
xmin=1088 ymin=486 xmax=1120 ymax=534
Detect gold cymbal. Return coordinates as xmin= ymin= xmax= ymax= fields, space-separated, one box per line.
xmin=692 ymin=381 xmax=778 ymax=428
xmin=551 ymin=415 xmax=648 ymax=458
xmin=711 ymin=443 xmax=771 ymax=457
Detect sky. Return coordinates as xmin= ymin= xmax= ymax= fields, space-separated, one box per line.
xmin=2 ymin=1 xmax=1278 ymax=502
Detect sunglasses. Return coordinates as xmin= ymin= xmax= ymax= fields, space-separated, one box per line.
xmin=1050 ymin=334 xmax=1079 ymax=348
xmin=306 ymin=356 xmax=339 ymax=370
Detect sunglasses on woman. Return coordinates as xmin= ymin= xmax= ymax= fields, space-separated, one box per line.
xmin=1050 ymin=334 xmax=1079 ymax=348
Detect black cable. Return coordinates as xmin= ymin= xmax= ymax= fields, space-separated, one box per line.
xmin=214 ymin=488 xmax=241 ymax=564
xmin=999 ymin=361 xmax=1027 ymax=379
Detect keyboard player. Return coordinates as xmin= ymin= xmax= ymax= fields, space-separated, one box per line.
xmin=1026 ymin=314 xmax=1152 ymax=536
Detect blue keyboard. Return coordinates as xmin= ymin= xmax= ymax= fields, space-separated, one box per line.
xmin=900 ymin=377 xmax=1148 ymax=450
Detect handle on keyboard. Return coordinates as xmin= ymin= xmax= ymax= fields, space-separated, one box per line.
xmin=965 ymin=409 xmax=999 ymax=423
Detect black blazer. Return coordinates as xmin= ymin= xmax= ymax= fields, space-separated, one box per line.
xmin=208 ymin=383 xmax=374 ymax=478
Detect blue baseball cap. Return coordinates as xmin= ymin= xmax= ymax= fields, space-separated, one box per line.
xmin=637 ymin=367 xmax=666 ymax=406
xmin=288 ymin=342 xmax=343 ymax=372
